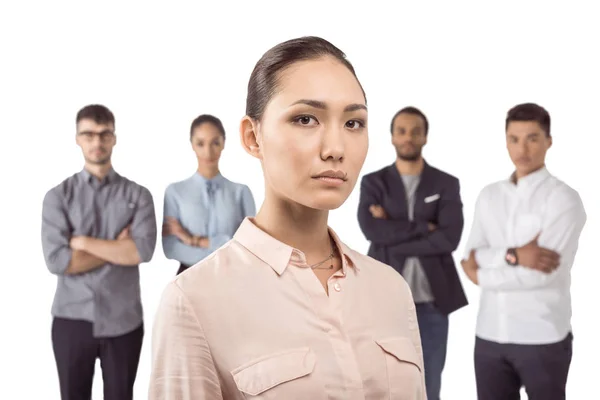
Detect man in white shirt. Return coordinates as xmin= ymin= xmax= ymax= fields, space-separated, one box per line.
xmin=461 ymin=103 xmax=586 ymax=400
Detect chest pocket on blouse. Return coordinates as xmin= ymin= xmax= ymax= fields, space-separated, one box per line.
xmin=375 ymin=337 xmax=424 ymax=400
xmin=231 ymin=347 xmax=326 ymax=399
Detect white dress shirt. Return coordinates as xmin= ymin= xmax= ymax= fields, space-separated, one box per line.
xmin=463 ymin=167 xmax=586 ymax=344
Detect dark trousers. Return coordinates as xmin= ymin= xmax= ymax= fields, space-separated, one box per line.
xmin=415 ymin=302 xmax=449 ymax=400
xmin=51 ymin=317 xmax=144 ymax=400
xmin=177 ymin=262 xmax=191 ymax=275
xmin=474 ymin=333 xmax=573 ymax=400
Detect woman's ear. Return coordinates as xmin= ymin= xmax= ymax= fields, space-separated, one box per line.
xmin=240 ymin=116 xmax=262 ymax=159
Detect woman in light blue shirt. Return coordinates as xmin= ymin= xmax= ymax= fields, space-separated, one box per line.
xmin=162 ymin=114 xmax=256 ymax=274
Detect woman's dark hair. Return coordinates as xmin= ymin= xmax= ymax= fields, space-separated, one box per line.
xmin=76 ymin=104 xmax=115 ymax=127
xmin=190 ymin=114 xmax=226 ymax=140
xmin=390 ymin=106 xmax=429 ymax=136
xmin=505 ymin=103 xmax=551 ymax=137
xmin=245 ymin=36 xmax=366 ymax=121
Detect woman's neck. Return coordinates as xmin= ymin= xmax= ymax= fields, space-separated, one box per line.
xmin=197 ymin=166 xmax=220 ymax=179
xmin=254 ymin=195 xmax=331 ymax=262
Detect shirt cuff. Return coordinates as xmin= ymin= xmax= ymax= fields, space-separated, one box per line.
xmin=475 ymin=247 xmax=508 ymax=269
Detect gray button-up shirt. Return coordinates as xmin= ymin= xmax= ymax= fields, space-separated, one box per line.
xmin=41 ymin=168 xmax=157 ymax=337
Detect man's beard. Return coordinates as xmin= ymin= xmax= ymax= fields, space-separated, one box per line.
xmin=396 ymin=147 xmax=422 ymax=162
xmin=85 ymin=150 xmax=111 ymax=165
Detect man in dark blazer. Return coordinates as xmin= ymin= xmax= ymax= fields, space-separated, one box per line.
xmin=358 ymin=106 xmax=468 ymax=400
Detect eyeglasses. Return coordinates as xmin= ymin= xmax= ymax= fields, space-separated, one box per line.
xmin=77 ymin=130 xmax=115 ymax=141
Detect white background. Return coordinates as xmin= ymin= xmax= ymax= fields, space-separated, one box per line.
xmin=1 ymin=1 xmax=598 ymax=399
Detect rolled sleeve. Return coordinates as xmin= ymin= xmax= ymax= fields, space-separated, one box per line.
xmin=41 ymin=188 xmax=72 ymax=275
xmin=131 ymin=187 xmax=157 ymax=263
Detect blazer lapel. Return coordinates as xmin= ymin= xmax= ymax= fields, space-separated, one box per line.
xmin=414 ymin=161 xmax=436 ymax=217
xmin=386 ymin=164 xmax=410 ymax=220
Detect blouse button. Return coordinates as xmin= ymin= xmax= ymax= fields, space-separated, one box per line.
xmin=333 ymin=282 xmax=341 ymax=292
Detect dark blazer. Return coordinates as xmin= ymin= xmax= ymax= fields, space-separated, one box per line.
xmin=357 ymin=161 xmax=468 ymax=315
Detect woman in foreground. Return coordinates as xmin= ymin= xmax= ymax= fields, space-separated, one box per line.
xmin=149 ymin=36 xmax=426 ymax=400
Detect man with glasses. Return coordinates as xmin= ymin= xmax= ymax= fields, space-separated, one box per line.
xmin=41 ymin=104 xmax=157 ymax=400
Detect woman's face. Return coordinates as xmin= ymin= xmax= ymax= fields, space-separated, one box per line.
xmin=243 ymin=56 xmax=368 ymax=210
xmin=191 ymin=123 xmax=225 ymax=168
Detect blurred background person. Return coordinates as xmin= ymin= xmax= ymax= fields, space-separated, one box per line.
xmin=162 ymin=114 xmax=256 ymax=275
xmin=358 ymin=106 xmax=467 ymax=400
xmin=461 ymin=103 xmax=586 ymax=400
xmin=41 ymin=104 xmax=157 ymax=400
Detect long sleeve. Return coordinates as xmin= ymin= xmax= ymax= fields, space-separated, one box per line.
xmin=131 ymin=186 xmax=157 ymax=263
xmin=149 ymin=282 xmax=223 ymax=400
xmin=41 ymin=188 xmax=73 ymax=275
xmin=162 ymin=186 xmax=213 ymax=265
xmin=461 ymin=188 xmax=507 ymax=268
xmin=388 ymin=177 xmax=464 ymax=257
xmin=357 ymin=176 xmax=428 ymax=245
xmin=477 ymin=190 xmax=586 ymax=291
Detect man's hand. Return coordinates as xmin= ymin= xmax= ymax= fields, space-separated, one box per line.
xmin=117 ymin=225 xmax=131 ymax=240
xmin=369 ymin=205 xmax=388 ymax=219
xmin=516 ymin=234 xmax=560 ymax=273
xmin=428 ymin=222 xmax=437 ymax=232
xmin=70 ymin=224 xmax=131 ymax=252
xmin=461 ymin=250 xmax=479 ymax=285
xmin=69 ymin=236 xmax=88 ymax=251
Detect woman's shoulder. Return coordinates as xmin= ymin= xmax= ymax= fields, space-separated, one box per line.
xmin=164 ymin=175 xmax=196 ymax=194
xmin=220 ymin=176 xmax=251 ymax=192
xmin=170 ymin=240 xmax=260 ymax=296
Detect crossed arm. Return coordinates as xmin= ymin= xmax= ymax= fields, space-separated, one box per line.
xmin=357 ymin=175 xmax=464 ymax=256
xmin=162 ymin=184 xmax=256 ymax=266
xmin=460 ymin=189 xmax=586 ymax=290
xmin=41 ymin=188 xmax=157 ymax=275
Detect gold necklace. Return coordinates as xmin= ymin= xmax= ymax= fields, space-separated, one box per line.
xmin=309 ymin=239 xmax=336 ymax=270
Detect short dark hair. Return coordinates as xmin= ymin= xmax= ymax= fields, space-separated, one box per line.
xmin=190 ymin=114 xmax=226 ymax=140
xmin=390 ymin=106 xmax=429 ymax=135
xmin=505 ymin=103 xmax=551 ymax=137
xmin=76 ymin=104 xmax=115 ymax=127
xmin=245 ymin=36 xmax=366 ymax=121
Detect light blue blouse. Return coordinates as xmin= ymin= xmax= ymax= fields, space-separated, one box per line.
xmin=162 ymin=172 xmax=256 ymax=266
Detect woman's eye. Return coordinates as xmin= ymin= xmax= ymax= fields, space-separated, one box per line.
xmin=293 ymin=115 xmax=318 ymax=126
xmin=346 ymin=120 xmax=365 ymax=130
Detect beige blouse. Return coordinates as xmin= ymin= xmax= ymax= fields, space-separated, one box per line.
xmin=149 ymin=218 xmax=426 ymax=399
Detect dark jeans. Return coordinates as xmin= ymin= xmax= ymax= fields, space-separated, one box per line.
xmin=415 ymin=302 xmax=449 ymax=400
xmin=177 ymin=262 xmax=191 ymax=275
xmin=474 ymin=333 xmax=573 ymax=400
xmin=51 ymin=317 xmax=144 ymax=400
